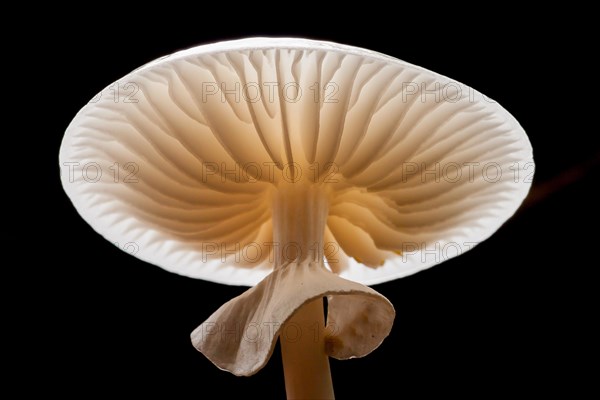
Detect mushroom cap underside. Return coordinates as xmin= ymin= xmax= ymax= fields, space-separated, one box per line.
xmin=60 ymin=38 xmax=533 ymax=286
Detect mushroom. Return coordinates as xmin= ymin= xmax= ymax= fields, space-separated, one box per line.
xmin=59 ymin=38 xmax=533 ymax=399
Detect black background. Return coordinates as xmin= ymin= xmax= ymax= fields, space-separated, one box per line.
xmin=29 ymin=13 xmax=597 ymax=398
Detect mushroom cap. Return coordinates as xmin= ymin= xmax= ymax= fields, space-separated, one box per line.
xmin=60 ymin=38 xmax=533 ymax=286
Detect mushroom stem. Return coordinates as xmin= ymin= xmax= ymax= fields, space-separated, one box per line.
xmin=272 ymin=182 xmax=334 ymax=399
xmin=280 ymin=297 xmax=334 ymax=399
